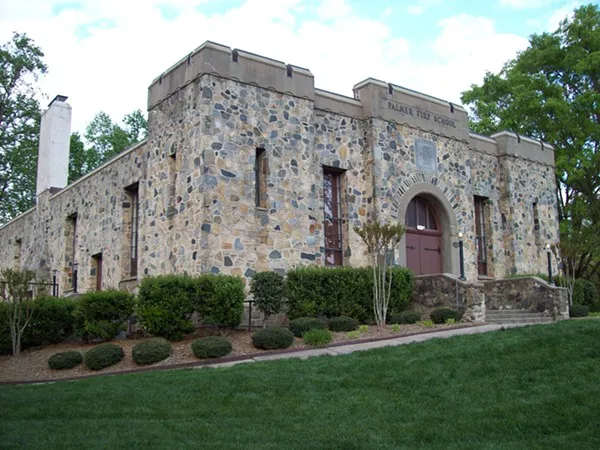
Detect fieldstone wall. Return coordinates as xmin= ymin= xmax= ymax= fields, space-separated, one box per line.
xmin=484 ymin=276 xmax=568 ymax=320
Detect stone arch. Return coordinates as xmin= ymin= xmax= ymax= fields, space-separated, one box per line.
xmin=394 ymin=182 xmax=460 ymax=276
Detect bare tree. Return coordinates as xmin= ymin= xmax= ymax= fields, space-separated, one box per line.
xmin=354 ymin=222 xmax=406 ymax=326
xmin=0 ymin=268 xmax=36 ymax=356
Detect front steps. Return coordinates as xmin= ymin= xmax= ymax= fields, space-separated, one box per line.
xmin=486 ymin=309 xmax=554 ymax=324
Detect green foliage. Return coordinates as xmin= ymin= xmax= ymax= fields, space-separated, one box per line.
xmin=346 ymin=330 xmax=360 ymax=339
xmin=137 ymin=275 xmax=196 ymax=340
xmin=75 ymin=290 xmax=134 ymax=341
xmin=132 ymin=338 xmax=172 ymax=365
xmin=48 ymin=351 xmax=82 ymax=370
xmin=328 ymin=316 xmax=359 ymax=332
xmin=288 ymin=317 xmax=327 ymax=338
xmin=389 ymin=311 xmax=421 ymax=324
xmin=196 ymin=275 xmax=244 ymax=330
xmin=251 ymin=327 xmax=294 ymax=350
xmin=303 ymin=328 xmax=333 ymax=347
xmin=390 ymin=324 xmax=401 ymax=333
xmin=358 ymin=325 xmax=369 ymax=333
xmin=421 ymin=320 xmax=434 ymax=328
xmin=461 ymin=4 xmax=600 ymax=282
xmin=84 ymin=343 xmax=124 ymax=370
xmin=249 ymin=271 xmax=285 ymax=325
xmin=285 ymin=266 xmax=413 ymax=322
xmin=430 ymin=308 xmax=461 ymax=325
xmin=0 ymin=268 xmax=38 ymax=355
xmin=0 ymin=33 xmax=47 ymax=222
xmin=26 ymin=296 xmax=77 ymax=346
xmin=445 ymin=318 xmax=456 ymax=325
xmin=569 ymin=304 xmax=589 ymax=318
xmin=191 ymin=336 xmax=232 ymax=359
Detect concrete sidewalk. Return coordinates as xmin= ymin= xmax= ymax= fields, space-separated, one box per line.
xmin=198 ymin=322 xmax=540 ymax=369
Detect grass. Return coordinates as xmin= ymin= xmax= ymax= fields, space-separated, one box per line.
xmin=2 ymin=320 xmax=600 ymax=449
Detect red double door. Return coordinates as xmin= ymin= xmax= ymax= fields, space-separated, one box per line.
xmin=405 ymin=231 xmax=442 ymax=275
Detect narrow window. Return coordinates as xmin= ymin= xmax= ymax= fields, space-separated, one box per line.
xmin=474 ymin=196 xmax=488 ymax=276
xmin=533 ymin=201 xmax=541 ymax=245
xmin=167 ymin=145 xmax=177 ymax=219
xmin=65 ymin=214 xmax=78 ymax=291
xmin=125 ymin=183 xmax=140 ymax=277
xmin=92 ymin=253 xmax=103 ymax=291
xmin=324 ymin=168 xmax=344 ymax=266
xmin=255 ymin=148 xmax=268 ymax=208
xmin=14 ymin=239 xmax=22 ymax=270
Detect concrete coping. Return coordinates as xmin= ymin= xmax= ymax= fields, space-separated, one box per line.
xmin=315 ymin=88 xmax=362 ymax=106
xmin=491 ymin=131 xmax=554 ymax=151
xmin=469 ymin=132 xmax=497 ymax=144
xmin=353 ymin=77 xmax=467 ymax=112
xmin=0 ymin=206 xmax=36 ymax=232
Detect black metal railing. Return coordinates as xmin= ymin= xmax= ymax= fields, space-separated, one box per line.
xmin=0 ymin=280 xmax=60 ymax=299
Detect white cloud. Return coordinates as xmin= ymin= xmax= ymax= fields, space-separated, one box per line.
xmin=0 ymin=0 xmax=531 ymax=136
xmin=408 ymin=0 xmax=441 ymax=15
xmin=499 ymin=0 xmax=557 ymax=9
xmin=545 ymin=2 xmax=581 ymax=31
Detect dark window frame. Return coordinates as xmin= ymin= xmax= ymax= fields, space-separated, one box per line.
xmin=474 ymin=196 xmax=488 ymax=276
xmin=255 ymin=148 xmax=267 ymax=208
xmin=323 ymin=167 xmax=344 ymax=266
xmin=125 ymin=183 xmax=139 ymax=277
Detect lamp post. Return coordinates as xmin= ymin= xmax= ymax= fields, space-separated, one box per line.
xmin=458 ymin=232 xmax=465 ymax=280
xmin=52 ymin=269 xmax=58 ymax=297
xmin=546 ymin=244 xmax=553 ymax=285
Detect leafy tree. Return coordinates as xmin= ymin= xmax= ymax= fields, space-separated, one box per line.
xmin=354 ymin=221 xmax=406 ymax=326
xmin=461 ymin=4 xmax=600 ymax=281
xmin=123 ymin=109 xmax=148 ymax=143
xmin=250 ymin=271 xmax=285 ymax=327
xmin=0 ymin=33 xmax=46 ymax=223
xmin=0 ymin=268 xmax=37 ymax=356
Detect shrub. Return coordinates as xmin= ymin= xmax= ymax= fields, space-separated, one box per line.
xmin=288 ymin=317 xmax=327 ymax=337
xmin=390 ymin=324 xmax=401 ymax=333
xmin=27 ymin=297 xmax=77 ymax=346
xmin=328 ymin=316 xmax=359 ymax=332
xmin=358 ymin=325 xmax=369 ymax=333
xmin=132 ymin=338 xmax=172 ymax=365
xmin=75 ymin=290 xmax=134 ymax=341
xmin=250 ymin=271 xmax=285 ymax=326
xmin=84 ymin=343 xmax=124 ymax=370
xmin=196 ymin=275 xmax=245 ymax=330
xmin=569 ymin=304 xmax=589 ymax=318
xmin=285 ymin=266 xmax=413 ymax=322
xmin=303 ymin=328 xmax=332 ymax=347
xmin=191 ymin=336 xmax=232 ymax=359
xmin=389 ymin=311 xmax=421 ymax=324
xmin=48 ymin=351 xmax=83 ymax=370
xmin=430 ymin=308 xmax=461 ymax=324
xmin=137 ymin=275 xmax=197 ymax=340
xmin=421 ymin=320 xmax=434 ymax=328
xmin=347 ymin=330 xmax=360 ymax=339
xmin=252 ymin=327 xmax=294 ymax=350
xmin=445 ymin=318 xmax=456 ymax=325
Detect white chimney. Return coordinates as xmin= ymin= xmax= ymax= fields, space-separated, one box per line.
xmin=36 ymin=95 xmax=72 ymax=197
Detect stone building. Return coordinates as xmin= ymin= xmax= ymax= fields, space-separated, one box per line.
xmin=0 ymin=41 xmax=559 ymax=296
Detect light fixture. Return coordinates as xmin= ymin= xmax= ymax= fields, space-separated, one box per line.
xmin=458 ymin=232 xmax=465 ymax=280
xmin=546 ymin=243 xmax=553 ymax=284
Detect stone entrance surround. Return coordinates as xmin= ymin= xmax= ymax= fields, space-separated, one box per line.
xmin=0 ymin=41 xmax=559 ymax=295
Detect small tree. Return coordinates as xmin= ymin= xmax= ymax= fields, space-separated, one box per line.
xmin=0 ymin=268 xmax=36 ymax=356
xmin=354 ymin=221 xmax=406 ymax=326
xmin=250 ymin=271 xmax=285 ymax=327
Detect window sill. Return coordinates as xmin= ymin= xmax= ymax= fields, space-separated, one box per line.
xmin=477 ymin=275 xmax=495 ymax=281
xmin=119 ymin=276 xmax=138 ymax=284
xmin=255 ymin=207 xmax=268 ymax=212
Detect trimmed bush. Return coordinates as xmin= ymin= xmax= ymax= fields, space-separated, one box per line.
xmin=84 ymin=343 xmax=124 ymax=370
xmin=389 ymin=311 xmax=421 ymax=324
xmin=289 ymin=317 xmax=327 ymax=337
xmin=191 ymin=336 xmax=232 ymax=359
xmin=569 ymin=304 xmax=589 ymax=318
xmin=430 ymin=308 xmax=461 ymax=324
xmin=328 ymin=316 xmax=359 ymax=332
xmin=286 ymin=266 xmax=413 ymax=322
xmin=27 ymin=297 xmax=77 ymax=346
xmin=75 ymin=290 xmax=134 ymax=341
xmin=132 ymin=338 xmax=172 ymax=365
xmin=303 ymin=328 xmax=333 ymax=347
xmin=252 ymin=327 xmax=294 ymax=350
xmin=48 ymin=351 xmax=83 ymax=370
xmin=250 ymin=271 xmax=285 ymax=325
xmin=196 ymin=275 xmax=245 ymax=330
xmin=137 ymin=275 xmax=197 ymax=340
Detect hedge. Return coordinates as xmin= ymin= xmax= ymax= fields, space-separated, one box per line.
xmin=252 ymin=327 xmax=295 ymax=350
xmin=191 ymin=336 xmax=232 ymax=359
xmin=132 ymin=338 xmax=172 ymax=365
xmin=569 ymin=304 xmax=589 ymax=318
xmin=196 ymin=275 xmax=245 ymax=330
xmin=289 ymin=317 xmax=327 ymax=337
xmin=75 ymin=290 xmax=134 ymax=341
xmin=328 ymin=316 xmax=359 ymax=332
xmin=285 ymin=266 xmax=413 ymax=322
xmin=389 ymin=311 xmax=421 ymax=324
xmin=48 ymin=351 xmax=82 ymax=370
xmin=250 ymin=271 xmax=285 ymax=324
xmin=137 ymin=275 xmax=197 ymax=340
xmin=430 ymin=308 xmax=461 ymax=324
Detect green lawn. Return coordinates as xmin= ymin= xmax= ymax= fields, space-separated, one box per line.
xmin=2 ymin=320 xmax=600 ymax=449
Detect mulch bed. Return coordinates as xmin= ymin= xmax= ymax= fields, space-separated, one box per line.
xmin=0 ymin=322 xmax=475 ymax=384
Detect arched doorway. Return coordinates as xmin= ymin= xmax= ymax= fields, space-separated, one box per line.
xmin=405 ymin=196 xmax=442 ymax=275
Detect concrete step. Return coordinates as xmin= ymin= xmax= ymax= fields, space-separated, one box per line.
xmin=486 ymin=310 xmax=553 ymax=324
xmin=486 ymin=317 xmax=553 ymax=324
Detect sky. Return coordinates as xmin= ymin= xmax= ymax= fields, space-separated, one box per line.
xmin=0 ymin=0 xmax=589 ymax=136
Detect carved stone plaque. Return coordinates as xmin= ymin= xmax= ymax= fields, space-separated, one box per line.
xmin=415 ymin=138 xmax=437 ymax=172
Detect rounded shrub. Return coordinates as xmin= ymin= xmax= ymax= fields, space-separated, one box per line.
xmin=250 ymin=271 xmax=285 ymax=325
xmin=75 ymin=290 xmax=134 ymax=341
xmin=132 ymin=338 xmax=172 ymax=365
xmin=288 ymin=317 xmax=327 ymax=337
xmin=48 ymin=351 xmax=83 ymax=370
xmin=303 ymin=328 xmax=333 ymax=347
xmin=389 ymin=311 xmax=421 ymax=324
xmin=328 ymin=316 xmax=359 ymax=332
xmin=84 ymin=343 xmax=125 ymax=371
xmin=430 ymin=308 xmax=461 ymax=324
xmin=191 ymin=336 xmax=232 ymax=359
xmin=569 ymin=304 xmax=589 ymax=318
xmin=195 ymin=275 xmax=245 ymax=330
xmin=252 ymin=327 xmax=294 ymax=350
